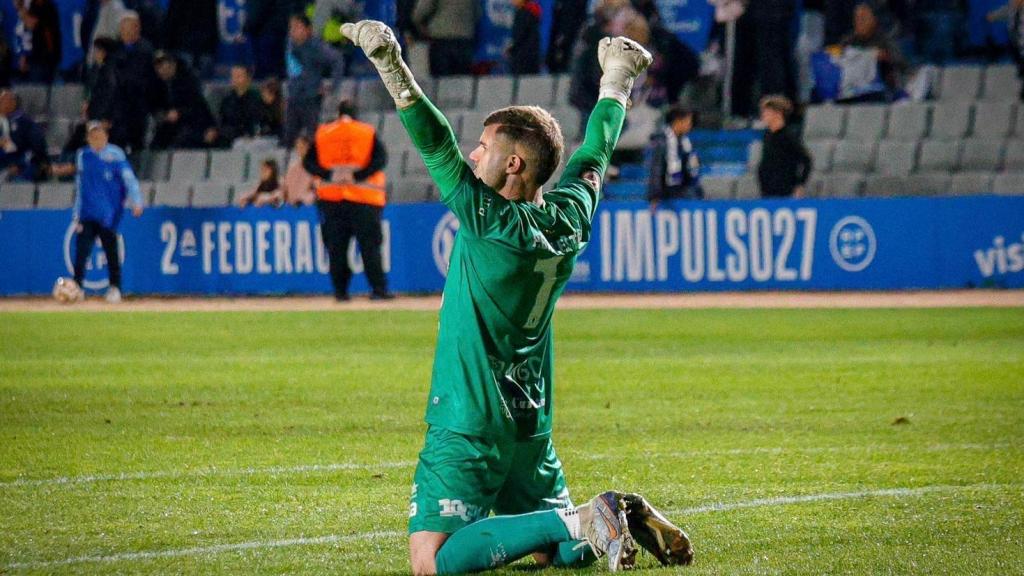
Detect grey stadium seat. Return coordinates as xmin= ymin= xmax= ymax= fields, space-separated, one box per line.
xmin=402 ymin=149 xmax=430 ymax=177
xmin=379 ymin=113 xmax=408 ymax=149
xmin=862 ymin=175 xmax=905 ymax=197
xmin=874 ymin=140 xmax=918 ymax=176
xmin=168 ymin=150 xmax=209 ymax=181
xmin=958 ymin=139 xmax=1005 ymax=171
xmin=831 ymin=141 xmax=876 ymax=172
xmin=843 ymin=106 xmax=888 ymax=142
xmin=701 ymin=176 xmax=735 ymax=200
xmin=45 ymin=117 xmax=72 ymax=152
xmin=356 ymin=79 xmax=393 ymax=112
xmin=435 ymin=76 xmax=475 ymax=109
xmin=992 ymin=172 xmax=1024 ymax=195
xmin=982 ymin=64 xmax=1021 ymax=101
xmin=929 ymin=102 xmax=973 ymax=140
xmin=1016 ymin=107 xmax=1024 ymax=138
xmin=475 ymin=76 xmax=515 ymax=110
xmin=886 ymin=103 xmax=930 ymax=141
xmin=390 ymin=176 xmax=435 ymax=203
xmin=456 ymin=110 xmax=488 ymax=143
xmin=949 ymin=172 xmax=994 ymax=196
xmin=803 ymin=105 xmax=845 ymax=139
xmin=806 ymin=139 xmax=835 ymax=173
xmin=152 ymin=182 xmax=191 ymax=207
xmin=906 ymin=172 xmax=951 ymax=196
xmin=137 ymin=181 xmax=156 ymax=205
xmin=0 ymin=183 xmax=35 ymax=209
xmin=13 ymin=85 xmax=48 ymax=118
xmin=191 ymin=181 xmax=233 ymax=207
xmin=747 ymin=140 xmax=762 ymax=171
xmin=938 ymin=66 xmax=983 ymax=100
xmin=1004 ymin=140 xmax=1024 ymax=171
xmin=820 ymin=172 xmax=863 ymax=198
xmin=735 ymin=175 xmax=760 ymax=199
xmin=551 ymin=107 xmax=581 ymax=142
xmin=36 ymin=183 xmax=75 ymax=208
xmin=515 ymin=75 xmax=556 ymax=106
xmin=971 ymin=102 xmax=1015 ymax=138
xmin=917 ymin=140 xmax=960 ymax=172
xmin=49 ymin=84 xmax=84 ymax=119
xmin=553 ymin=74 xmax=573 ymax=107
xmin=208 ymin=150 xmax=249 ymax=182
xmin=143 ymin=150 xmax=172 ymax=181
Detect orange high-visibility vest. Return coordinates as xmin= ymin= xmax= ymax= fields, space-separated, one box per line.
xmin=314 ymin=117 xmax=387 ymax=206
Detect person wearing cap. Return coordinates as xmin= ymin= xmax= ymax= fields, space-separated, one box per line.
xmin=62 ymin=122 xmax=145 ymax=303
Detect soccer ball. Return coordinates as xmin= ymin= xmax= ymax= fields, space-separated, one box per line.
xmin=52 ymin=277 xmax=84 ymax=304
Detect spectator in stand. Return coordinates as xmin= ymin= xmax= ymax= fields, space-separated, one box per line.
xmin=55 ymin=0 xmax=86 ymax=81
xmin=989 ymin=0 xmax=1024 ymax=100
xmin=731 ymin=0 xmax=798 ymax=117
xmin=914 ymin=0 xmax=965 ymax=64
xmin=839 ymin=3 xmax=907 ymax=101
xmin=259 ymin=77 xmax=284 ymax=139
xmin=87 ymin=0 xmax=127 ymax=64
xmin=284 ymin=14 xmax=344 ymax=145
xmin=412 ymin=0 xmax=480 ymax=77
xmin=163 ymin=0 xmax=218 ymax=77
xmin=506 ymin=0 xmax=541 ymax=75
xmin=756 ymin=95 xmax=812 ymax=199
xmin=84 ymin=36 xmax=127 ymax=147
xmin=150 ymin=51 xmax=215 ymax=149
xmin=205 ymin=65 xmax=267 ymax=148
xmin=116 ymin=10 xmax=157 ymax=154
xmin=245 ymin=0 xmax=303 ymax=79
xmin=644 ymin=22 xmax=699 ymax=107
xmin=545 ymin=0 xmax=588 ymax=73
xmin=237 ymin=158 xmax=284 ymax=207
xmin=648 ymin=106 xmax=702 ymax=208
xmin=14 ymin=0 xmax=61 ymax=83
xmin=282 ymin=135 xmax=316 ymax=205
xmin=0 ymin=89 xmax=49 ymax=181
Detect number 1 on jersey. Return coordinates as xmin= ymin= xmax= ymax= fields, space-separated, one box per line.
xmin=525 ymin=256 xmax=564 ymax=329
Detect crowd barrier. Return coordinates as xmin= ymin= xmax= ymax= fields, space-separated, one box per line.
xmin=1 ymin=196 xmax=1022 ymax=296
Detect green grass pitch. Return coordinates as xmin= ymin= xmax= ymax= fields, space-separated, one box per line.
xmin=1 ymin=307 xmax=1022 ymax=575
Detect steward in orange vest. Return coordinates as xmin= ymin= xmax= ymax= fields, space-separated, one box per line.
xmin=304 ymin=99 xmax=394 ymax=301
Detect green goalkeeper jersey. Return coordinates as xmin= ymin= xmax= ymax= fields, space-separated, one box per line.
xmin=399 ymin=97 xmax=625 ymax=441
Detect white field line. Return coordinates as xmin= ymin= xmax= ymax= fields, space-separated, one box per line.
xmin=4 ymin=483 xmax=1017 ymax=571
xmin=1 ymin=442 xmax=1011 ymax=489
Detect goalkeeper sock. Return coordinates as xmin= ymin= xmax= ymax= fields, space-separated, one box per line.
xmin=434 ymin=510 xmax=571 ymax=574
xmin=552 ymin=539 xmax=598 ymax=567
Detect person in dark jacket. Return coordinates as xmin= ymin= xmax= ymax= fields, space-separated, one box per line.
xmin=648 ymin=106 xmax=702 ymax=209
xmin=85 ymin=37 xmax=127 ymax=147
xmin=150 ymin=51 xmax=215 ymax=149
xmin=757 ymin=95 xmax=812 ymax=199
xmin=115 ymin=11 xmax=158 ymax=153
xmin=245 ymin=0 xmax=304 ymax=79
xmin=284 ymin=14 xmax=344 ymax=144
xmin=506 ymin=0 xmax=541 ymax=75
xmin=645 ymin=23 xmax=699 ymax=106
xmin=545 ymin=0 xmax=588 ymax=73
xmin=205 ymin=65 xmax=268 ymax=147
xmin=162 ymin=0 xmax=218 ymax=77
xmin=0 ymin=90 xmax=49 ymax=181
xmin=15 ymin=0 xmax=62 ymax=83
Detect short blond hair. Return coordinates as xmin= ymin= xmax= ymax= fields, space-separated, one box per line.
xmin=484 ymin=106 xmax=565 ymax=186
xmin=759 ymin=94 xmax=794 ymax=117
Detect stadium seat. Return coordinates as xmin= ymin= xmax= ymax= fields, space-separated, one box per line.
xmin=937 ymin=66 xmax=983 ymax=100
xmin=391 ymin=176 xmax=435 ymax=203
xmin=456 ymin=110 xmax=488 ymax=143
xmin=515 ymin=75 xmax=556 ymax=106
xmin=208 ymin=150 xmax=248 ymax=182
xmin=168 ymin=150 xmax=209 ymax=181
xmin=843 ymin=105 xmax=887 ymax=142
xmin=906 ymin=172 xmax=951 ymax=196
xmin=137 ymin=180 xmax=156 ymax=205
xmin=143 ymin=150 xmax=172 ymax=181
xmin=971 ymin=102 xmax=1015 ymax=138
xmin=1004 ymin=140 xmax=1024 ymax=171
xmin=886 ymin=103 xmax=930 ymax=141
xmin=191 ymin=181 xmax=232 ymax=207
xmin=249 ymin=148 xmax=289 ymax=178
xmin=402 ymin=149 xmax=430 ymax=177
xmin=862 ymin=174 xmax=905 ymax=197
xmin=0 ymin=183 xmax=35 ymax=209
xmin=48 ymin=84 xmax=84 ymax=119
xmin=874 ymin=140 xmax=918 ymax=176
xmin=949 ymin=172 xmax=994 ymax=196
xmin=747 ymin=140 xmax=762 ymax=171
xmin=701 ymin=176 xmax=735 ymax=200
xmin=992 ymin=172 xmax=1024 ymax=195
xmin=981 ymin=64 xmax=1021 ymax=101
xmin=803 ymin=105 xmax=846 ymax=139
xmin=152 ymin=182 xmax=191 ymax=206
xmin=356 ymin=79 xmax=393 ymax=112
xmin=45 ymin=117 xmax=72 ymax=152
xmin=549 ymin=107 xmax=581 ymax=142
xmin=36 ymin=183 xmax=75 ymax=208
xmin=820 ymin=172 xmax=863 ymax=198
xmin=831 ymin=141 xmax=877 ymax=172
xmin=552 ymin=74 xmax=573 ymax=107
xmin=475 ymin=76 xmax=515 ymax=110
xmin=1015 ymin=108 xmax=1024 ymax=138
xmin=928 ymin=102 xmax=972 ymax=140
xmin=806 ymin=139 xmax=836 ymax=173
xmin=435 ymin=76 xmax=475 ymax=109
xmin=379 ymin=113 xmax=408 ymax=149
xmin=734 ymin=175 xmax=760 ymax=199
xmin=958 ymin=139 xmax=1005 ymax=171
xmin=13 ymin=85 xmax=48 ymax=118
xmin=805 ymin=175 xmax=826 ymax=198
xmin=917 ymin=140 xmax=961 ymax=172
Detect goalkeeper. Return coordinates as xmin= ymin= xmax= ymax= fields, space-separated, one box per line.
xmin=342 ymin=20 xmax=693 ymax=575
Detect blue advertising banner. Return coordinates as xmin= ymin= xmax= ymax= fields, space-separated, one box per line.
xmin=475 ymin=0 xmax=554 ymax=68
xmin=1 ymin=197 xmax=1023 ymax=296
xmin=656 ymin=0 xmax=715 ymax=53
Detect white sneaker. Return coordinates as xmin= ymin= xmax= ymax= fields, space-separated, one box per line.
xmin=105 ymin=286 xmax=122 ymax=303
xmin=597 ymin=36 xmax=653 ymax=105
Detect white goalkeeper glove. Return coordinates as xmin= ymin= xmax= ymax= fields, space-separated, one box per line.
xmin=597 ymin=36 xmax=653 ymax=107
xmin=340 ymin=20 xmax=423 ymax=109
